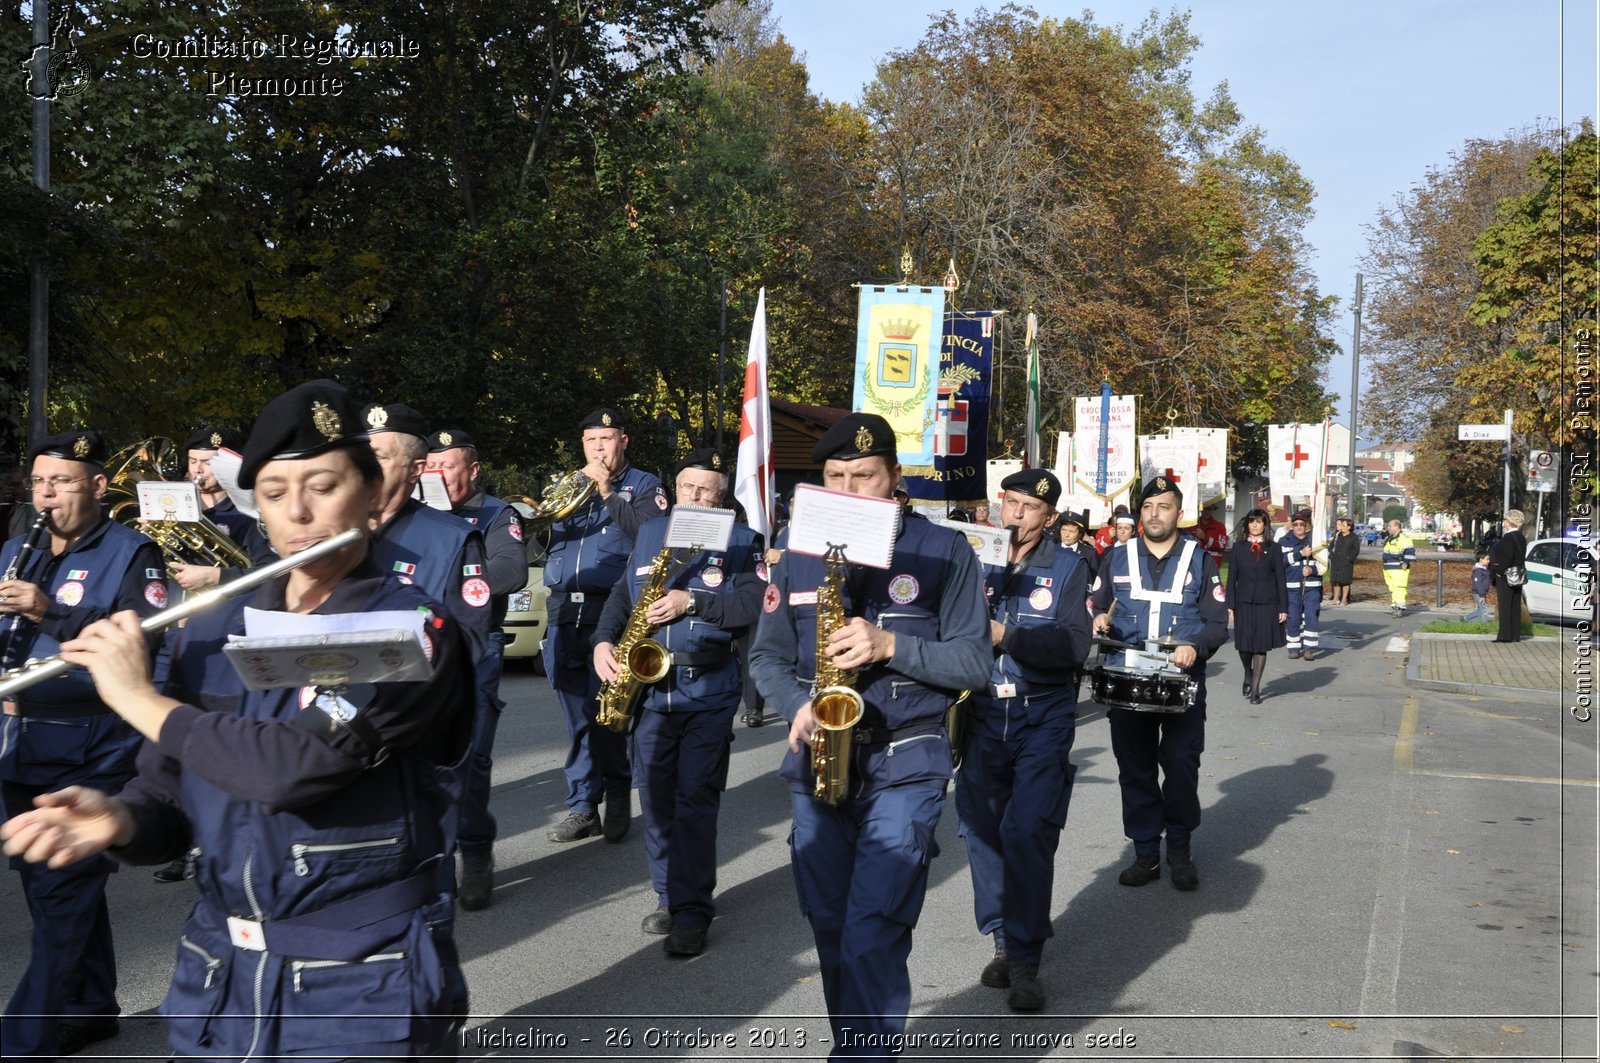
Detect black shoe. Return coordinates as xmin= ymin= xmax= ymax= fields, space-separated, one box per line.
xmin=1167 ymin=846 xmax=1200 ymax=891
xmin=152 ymin=853 xmax=195 ymax=884
xmin=603 ymin=790 xmax=632 ymax=843
xmin=1242 ymin=679 xmax=1253 ymax=699
xmin=1249 ymin=691 xmax=1263 ymax=705
xmin=459 ymin=855 xmax=494 ymax=911
xmin=548 ymin=810 xmax=600 ymax=843
xmin=1007 ymin=965 xmax=1046 ymax=1012
xmin=979 ymin=946 xmax=1011 ymax=988
xmin=742 ymin=709 xmax=764 ymax=727
xmin=57 ymin=1020 xmax=119 ymax=1056
xmin=664 ymin=924 xmax=707 ymax=956
xmin=641 ymin=906 xmax=671 ymax=935
xmin=1118 ymin=854 xmax=1161 ymax=887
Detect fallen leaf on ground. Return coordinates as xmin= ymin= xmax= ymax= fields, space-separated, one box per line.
xmin=1500 ymin=1025 xmax=1525 ymax=1034
xmin=1326 ymin=1019 xmax=1357 ymax=1030
xmin=1446 ymin=849 xmax=1462 ymax=855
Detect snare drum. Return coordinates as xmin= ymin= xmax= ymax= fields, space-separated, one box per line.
xmin=1088 ymin=663 xmax=1196 ymax=714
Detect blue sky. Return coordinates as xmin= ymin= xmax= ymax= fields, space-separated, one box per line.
xmin=766 ymin=0 xmax=1598 ymax=438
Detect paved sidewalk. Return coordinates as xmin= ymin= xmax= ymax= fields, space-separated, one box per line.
xmin=1406 ymin=632 xmax=1574 ymax=697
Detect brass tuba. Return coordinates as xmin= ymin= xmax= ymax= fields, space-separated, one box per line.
xmin=594 ymin=546 xmax=678 ymax=732
xmin=103 ymin=438 xmax=253 ymax=571
xmin=522 ymin=469 xmax=597 ymax=531
xmin=810 ymin=545 xmax=865 ymax=805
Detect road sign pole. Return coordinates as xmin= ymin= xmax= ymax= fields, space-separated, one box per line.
xmin=1502 ymin=409 xmax=1513 ymax=515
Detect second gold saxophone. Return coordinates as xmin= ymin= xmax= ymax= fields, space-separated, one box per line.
xmin=594 ymin=547 xmax=677 ymax=733
xmin=810 ymin=545 xmax=865 ymax=805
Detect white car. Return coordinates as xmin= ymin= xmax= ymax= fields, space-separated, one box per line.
xmin=1522 ymin=537 xmax=1596 ymax=626
xmin=502 ymin=503 xmax=550 ymax=669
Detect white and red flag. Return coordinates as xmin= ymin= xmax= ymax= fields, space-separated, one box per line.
xmin=734 ymin=288 xmax=774 ymax=542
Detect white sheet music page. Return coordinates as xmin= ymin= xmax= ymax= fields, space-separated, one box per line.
xmin=664 ymin=506 xmax=735 ymax=552
xmin=786 ymin=484 xmax=899 ymax=569
xmin=137 ymin=481 xmax=202 ymax=523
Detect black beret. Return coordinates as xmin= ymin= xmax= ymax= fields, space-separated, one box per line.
xmin=999 ymin=468 xmax=1062 ymax=508
xmin=427 ymin=428 xmax=476 ymax=453
xmin=183 ymin=426 xmax=244 ymax=453
xmin=1291 ymin=509 xmax=1312 ymax=523
xmin=1061 ymin=508 xmax=1089 ymax=530
xmin=1139 ymin=475 xmax=1182 ymax=506
xmin=673 ymin=448 xmax=725 ymax=477
xmin=580 ymin=407 xmax=626 ymax=432
xmin=811 ymin=412 xmax=896 ymax=464
xmin=28 ymin=430 xmax=106 ymax=466
xmin=362 ymin=403 xmax=430 ymax=441
xmin=238 ymin=380 xmax=368 ymax=489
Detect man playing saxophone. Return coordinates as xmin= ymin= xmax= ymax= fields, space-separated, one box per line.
xmin=749 ymin=413 xmax=990 ymax=1055
xmin=592 ymin=449 xmax=761 ymax=957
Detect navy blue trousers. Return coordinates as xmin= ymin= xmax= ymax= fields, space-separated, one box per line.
xmin=459 ymin=630 xmax=504 ymax=860
xmin=634 ymin=706 xmax=735 ymax=928
xmin=1107 ymin=680 xmax=1207 ymax=856
xmin=1286 ymin=585 xmax=1322 ymax=653
xmin=789 ymin=780 xmax=944 ymax=1058
xmin=1 ymin=712 xmax=139 ymax=1061
xmin=544 ymin=622 xmax=630 ymax=813
xmin=955 ymin=702 xmax=1076 ymax=966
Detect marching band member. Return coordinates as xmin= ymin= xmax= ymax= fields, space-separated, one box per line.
xmin=1057 ymin=508 xmax=1100 ymax=580
xmin=168 ymin=426 xmax=275 ymax=594
xmin=955 ymin=470 xmax=1090 ymax=1012
xmin=0 ymin=431 xmax=166 ymax=1060
xmin=749 ymin=413 xmax=989 ymax=1055
xmin=593 ymin=449 xmax=761 ymax=956
xmin=362 ymin=404 xmax=493 ymax=909
xmin=1277 ymin=510 xmax=1325 ymax=660
xmin=426 ymin=428 xmax=527 ymax=909
xmin=543 ymin=408 xmax=667 ymax=843
xmin=0 ymin=381 xmax=475 ymax=1060
xmin=1091 ymin=476 xmax=1228 ymax=891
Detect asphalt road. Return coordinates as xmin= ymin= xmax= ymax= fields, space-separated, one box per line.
xmin=2 ymin=600 xmax=1595 ymax=1061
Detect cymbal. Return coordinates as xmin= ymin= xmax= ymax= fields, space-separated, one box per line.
xmin=1150 ymin=634 xmax=1194 ymax=651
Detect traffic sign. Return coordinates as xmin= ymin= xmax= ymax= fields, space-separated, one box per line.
xmin=1458 ymin=423 xmax=1510 ymax=441
xmin=1528 ymin=449 xmax=1558 ymax=493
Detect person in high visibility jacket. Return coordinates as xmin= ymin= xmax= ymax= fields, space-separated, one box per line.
xmin=1380 ymin=519 xmax=1417 ymax=616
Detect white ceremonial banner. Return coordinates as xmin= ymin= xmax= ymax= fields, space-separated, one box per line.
xmin=1267 ymin=423 xmax=1325 ymax=503
xmin=788 ymin=484 xmax=900 ymax=569
xmin=986 ymin=458 xmax=1023 ymax=503
xmin=664 ymin=506 xmax=735 ymax=552
xmin=1138 ymin=435 xmax=1200 ymax=526
xmin=1168 ymin=427 xmax=1229 ymax=505
xmin=1072 ymin=394 xmax=1139 ymax=503
xmin=137 ymin=480 xmax=202 ymax=523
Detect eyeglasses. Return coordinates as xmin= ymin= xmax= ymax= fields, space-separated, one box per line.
xmin=675 ymin=481 xmax=719 ymax=499
xmin=28 ymin=475 xmax=87 ymax=491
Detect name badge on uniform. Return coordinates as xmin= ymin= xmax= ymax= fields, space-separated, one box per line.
xmin=993 ymin=682 xmax=1017 ymax=698
xmin=569 ymin=592 xmax=586 ymax=603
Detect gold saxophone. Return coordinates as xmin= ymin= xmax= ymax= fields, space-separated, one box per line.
xmin=810 ymin=545 xmax=865 ymax=805
xmin=594 ymin=546 xmax=677 ymax=733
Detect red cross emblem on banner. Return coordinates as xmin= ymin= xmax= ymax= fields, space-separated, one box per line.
xmin=1284 ymin=444 xmax=1310 ymax=472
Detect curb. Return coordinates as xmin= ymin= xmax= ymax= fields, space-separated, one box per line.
xmin=1403 ymin=633 xmax=1562 ymax=698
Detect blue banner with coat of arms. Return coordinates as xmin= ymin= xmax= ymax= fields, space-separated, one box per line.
xmin=901 ymin=310 xmax=996 ymax=502
xmin=853 ymin=285 xmax=946 ymax=465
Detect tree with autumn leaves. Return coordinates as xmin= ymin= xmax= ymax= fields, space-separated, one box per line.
xmin=1363 ymin=123 xmax=1596 ymax=525
xmin=1 ymin=1 xmax=1335 ymax=483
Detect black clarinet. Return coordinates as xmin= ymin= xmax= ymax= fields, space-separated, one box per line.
xmin=0 ymin=510 xmax=51 ymax=672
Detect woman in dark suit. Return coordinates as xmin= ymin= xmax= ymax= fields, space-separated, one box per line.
xmin=1328 ymin=516 xmax=1361 ymax=605
xmin=1225 ymin=509 xmax=1288 ymax=703
xmin=1489 ymin=509 xmax=1529 ymax=642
